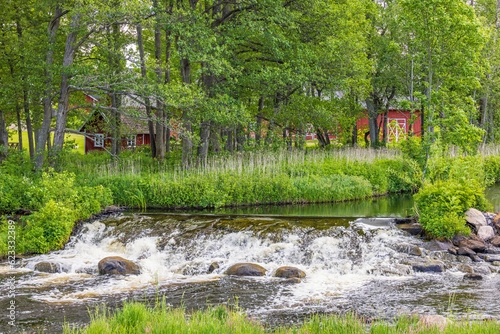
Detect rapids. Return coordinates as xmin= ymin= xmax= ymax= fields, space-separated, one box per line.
xmin=2 ymin=212 xmax=500 ymax=333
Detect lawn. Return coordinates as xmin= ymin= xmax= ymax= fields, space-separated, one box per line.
xmin=8 ymin=130 xmax=85 ymax=154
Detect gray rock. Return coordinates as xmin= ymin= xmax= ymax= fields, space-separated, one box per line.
xmin=34 ymin=262 xmax=61 ymax=273
xmin=418 ymin=315 xmax=448 ymax=331
xmin=459 ymin=239 xmax=486 ymax=252
xmin=464 ymin=273 xmax=483 ymax=280
xmin=465 ymin=208 xmax=488 ymax=230
xmin=490 ymin=236 xmax=500 ymax=247
xmin=483 ymin=255 xmax=500 ymax=262
xmin=208 ymin=262 xmax=219 ymax=274
xmin=471 ymin=255 xmax=483 ymax=262
xmin=394 ymin=244 xmax=422 ymax=256
xmin=484 ymin=246 xmax=500 ymax=254
xmin=452 ymin=235 xmax=468 ymax=247
xmin=473 ymin=265 xmax=491 ymax=275
xmin=422 ymin=240 xmax=452 ymax=252
xmin=225 ymin=263 xmax=266 ymax=276
xmin=478 ymin=226 xmax=495 ymax=241
xmin=457 ymin=247 xmax=476 ymax=257
xmin=458 ymin=264 xmax=474 ymax=273
xmin=397 ymin=223 xmax=423 ymax=236
xmin=98 ymin=256 xmax=141 ymax=275
xmin=274 ymin=266 xmax=306 ymax=278
xmin=457 ymin=255 xmax=473 ymax=264
xmin=412 ymin=260 xmax=445 ymax=273
xmin=279 ymin=277 xmax=302 ymax=284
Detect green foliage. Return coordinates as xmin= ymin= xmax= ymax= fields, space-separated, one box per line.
xmin=415 ymin=179 xmax=489 ymax=239
xmin=400 ymin=137 xmax=427 ymax=168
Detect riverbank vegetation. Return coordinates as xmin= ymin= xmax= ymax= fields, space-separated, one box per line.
xmin=64 ymin=300 xmax=500 ymax=334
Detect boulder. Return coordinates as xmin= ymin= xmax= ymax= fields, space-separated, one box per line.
xmin=412 ymin=261 xmax=445 ymax=273
xmin=483 ymin=255 xmax=500 ymax=262
xmin=484 ymin=245 xmax=500 ymax=254
xmin=451 ymin=235 xmax=468 ymax=247
xmin=208 ymin=262 xmax=219 ymax=274
xmin=274 ymin=266 xmax=306 ymax=279
xmin=490 ymin=236 xmax=500 ymax=248
xmin=34 ymin=262 xmax=61 ymax=273
xmin=280 ymin=277 xmax=302 ymax=284
xmin=457 ymin=247 xmax=475 ymax=257
xmin=464 ymin=273 xmax=483 ymax=280
xmin=478 ymin=226 xmax=495 ymax=241
xmin=459 ymin=239 xmax=486 ymax=252
xmin=422 ymin=240 xmax=452 ymax=252
xmin=394 ymin=244 xmax=422 ymax=256
xmin=465 ymin=208 xmax=488 ymax=230
xmin=493 ymin=213 xmax=500 ymax=225
xmin=98 ymin=256 xmax=141 ymax=275
xmin=474 ymin=265 xmax=492 ymax=275
xmin=418 ymin=315 xmax=448 ymax=331
xmin=397 ymin=223 xmax=423 ymax=236
xmin=225 ymin=263 xmax=266 ymax=276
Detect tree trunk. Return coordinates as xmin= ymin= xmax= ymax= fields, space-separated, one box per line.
xmin=180 ymin=57 xmax=192 ymax=167
xmin=365 ymin=94 xmax=380 ymax=148
xmin=23 ymin=90 xmax=34 ymax=159
xmin=0 ymin=110 xmax=8 ymax=162
xmin=255 ymin=96 xmax=264 ymax=145
xmin=352 ymin=123 xmax=358 ymax=146
xmin=53 ymin=14 xmax=83 ymax=154
xmin=197 ymin=121 xmax=211 ymax=166
xmin=154 ymin=0 xmax=165 ymax=160
xmin=15 ymin=104 xmax=23 ymax=152
xmin=236 ymin=124 xmax=245 ymax=151
xmin=316 ymin=129 xmax=326 ymax=147
xmin=210 ymin=124 xmax=221 ymax=153
xmin=137 ymin=23 xmax=156 ymax=158
xmin=36 ymin=5 xmax=62 ymax=169
xmin=164 ymin=16 xmax=172 ymax=153
xmin=225 ymin=127 xmax=234 ymax=153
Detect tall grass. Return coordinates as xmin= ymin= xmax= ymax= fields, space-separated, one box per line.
xmin=64 ymin=300 xmax=500 ymax=334
xmin=63 ymin=148 xmax=419 ymax=209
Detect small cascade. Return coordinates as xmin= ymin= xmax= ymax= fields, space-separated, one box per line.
xmin=1 ymin=213 xmax=500 ymax=332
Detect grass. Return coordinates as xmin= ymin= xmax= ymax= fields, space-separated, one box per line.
xmin=8 ymin=130 xmax=85 ymax=154
xmin=63 ymin=300 xmax=500 ymax=334
xmin=60 ymin=148 xmax=419 ymax=209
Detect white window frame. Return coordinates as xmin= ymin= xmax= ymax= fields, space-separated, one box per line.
xmin=94 ymin=134 xmax=104 ymax=147
xmin=127 ymin=135 xmax=136 ymax=148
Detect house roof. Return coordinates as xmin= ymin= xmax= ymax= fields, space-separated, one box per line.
xmin=79 ymin=109 xmax=150 ymax=134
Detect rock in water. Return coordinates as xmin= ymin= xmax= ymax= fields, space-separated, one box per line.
xmin=397 ymin=223 xmax=423 ymax=236
xmin=34 ymin=262 xmax=61 ymax=273
xmin=491 ymin=236 xmax=500 ymax=248
xmin=208 ymin=262 xmax=219 ymax=274
xmin=465 ymin=208 xmax=487 ymax=230
xmin=98 ymin=256 xmax=141 ymax=275
xmin=225 ymin=263 xmax=267 ymax=276
xmin=394 ymin=244 xmax=422 ymax=256
xmin=418 ymin=315 xmax=448 ymax=331
xmin=464 ymin=273 xmax=483 ymax=280
xmin=412 ymin=260 xmax=445 ymax=273
xmin=459 ymin=239 xmax=486 ymax=252
xmin=478 ymin=226 xmax=495 ymax=241
xmin=274 ymin=266 xmax=306 ymax=278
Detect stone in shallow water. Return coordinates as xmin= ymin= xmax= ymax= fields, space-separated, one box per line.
xmin=457 ymin=247 xmax=475 ymax=257
xmin=490 ymin=236 xmax=500 ymax=248
xmin=274 ymin=266 xmax=306 ymax=278
xmin=418 ymin=315 xmax=448 ymax=331
xmin=397 ymin=223 xmax=423 ymax=236
xmin=422 ymin=240 xmax=452 ymax=252
xmin=225 ymin=263 xmax=266 ymax=276
xmin=394 ymin=244 xmax=422 ymax=256
xmin=98 ymin=256 xmax=141 ymax=275
xmin=459 ymin=239 xmax=486 ymax=252
xmin=208 ymin=262 xmax=219 ymax=274
xmin=34 ymin=262 xmax=61 ymax=273
xmin=412 ymin=260 xmax=445 ymax=273
xmin=464 ymin=273 xmax=483 ymax=280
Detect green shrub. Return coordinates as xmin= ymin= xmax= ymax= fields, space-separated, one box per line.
xmin=23 ymin=200 xmax=77 ymax=253
xmin=414 ymin=179 xmax=490 ymax=239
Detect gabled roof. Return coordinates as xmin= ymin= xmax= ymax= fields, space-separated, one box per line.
xmin=79 ymin=109 xmax=150 ymax=134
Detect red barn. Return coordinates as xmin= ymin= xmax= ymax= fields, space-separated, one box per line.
xmin=79 ymin=109 xmax=152 ymax=154
xmin=304 ymin=109 xmax=421 ymax=143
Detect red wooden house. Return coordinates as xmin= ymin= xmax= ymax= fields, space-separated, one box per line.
xmin=79 ymin=110 xmax=152 ymax=154
xmin=304 ymin=109 xmax=421 ymax=143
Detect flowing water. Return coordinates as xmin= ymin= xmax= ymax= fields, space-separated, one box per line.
xmin=1 ymin=190 xmax=500 ymax=333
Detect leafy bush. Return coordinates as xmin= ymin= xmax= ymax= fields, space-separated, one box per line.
xmin=414 ymin=179 xmax=490 ymax=239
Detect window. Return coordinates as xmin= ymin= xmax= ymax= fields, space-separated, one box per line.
xmin=127 ymin=135 xmax=136 ymax=148
xmin=94 ymin=134 xmax=104 ymax=147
